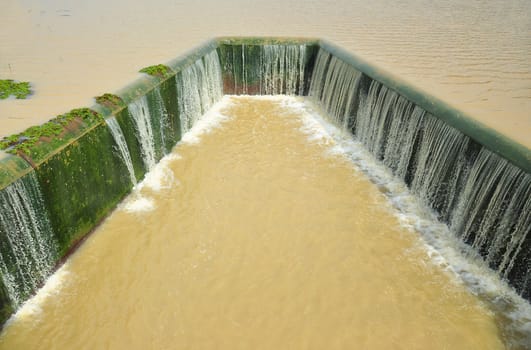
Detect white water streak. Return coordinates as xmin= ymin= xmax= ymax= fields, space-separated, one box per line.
xmin=154 ymin=87 xmax=170 ymax=155
xmin=0 ymin=173 xmax=56 ymax=307
xmin=106 ymin=117 xmax=137 ymax=186
xmin=261 ymin=45 xmax=306 ymax=95
xmin=128 ymin=95 xmax=157 ymax=170
xmin=177 ymin=50 xmax=223 ymax=134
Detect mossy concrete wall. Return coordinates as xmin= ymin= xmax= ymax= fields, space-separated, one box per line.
xmin=0 ymin=40 xmax=219 ymax=327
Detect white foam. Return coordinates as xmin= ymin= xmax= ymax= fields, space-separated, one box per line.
xmin=2 ymin=263 xmax=70 ymax=328
xmin=179 ymin=96 xmax=233 ymax=145
xmin=122 ymin=195 xmax=155 ymax=213
xmin=136 ymin=154 xmax=179 ymax=192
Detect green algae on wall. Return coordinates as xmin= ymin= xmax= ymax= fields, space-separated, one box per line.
xmin=140 ymin=64 xmax=174 ymax=79
xmin=0 ymin=152 xmax=33 ymax=191
xmin=95 ymin=93 xmax=126 ymax=112
xmin=0 ymin=108 xmax=103 ymax=166
xmin=35 ymin=122 xmax=134 ymax=256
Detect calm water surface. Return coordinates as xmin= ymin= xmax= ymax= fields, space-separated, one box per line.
xmin=0 ymin=97 xmax=505 ymax=349
xmin=0 ymin=0 xmax=530 ymax=147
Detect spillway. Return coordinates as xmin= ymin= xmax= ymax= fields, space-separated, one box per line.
xmin=0 ymin=37 xmax=529 ymax=348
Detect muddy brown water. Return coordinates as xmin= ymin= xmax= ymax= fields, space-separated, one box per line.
xmin=0 ymin=97 xmax=506 ymax=349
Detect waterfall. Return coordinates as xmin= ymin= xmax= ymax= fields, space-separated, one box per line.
xmin=154 ymin=88 xmax=170 ymax=155
xmin=128 ymin=96 xmax=157 ymax=171
xmin=381 ymin=105 xmax=424 ymax=181
xmin=356 ymin=82 xmax=401 ymax=158
xmin=309 ymin=50 xmax=362 ymax=130
xmin=356 ymin=79 xmax=471 ymax=220
xmin=176 ymin=50 xmax=223 ymax=133
xmin=261 ymin=45 xmax=307 ymax=95
xmin=203 ymin=51 xmax=223 ymax=109
xmin=241 ymin=44 xmax=247 ymax=94
xmin=106 ymin=117 xmax=137 ymax=186
xmin=0 ymin=173 xmax=57 ymax=306
xmin=450 ymin=150 xmax=531 ymax=294
xmin=221 ymin=44 xmax=308 ymax=96
xmin=309 ymin=48 xmax=531 ymax=298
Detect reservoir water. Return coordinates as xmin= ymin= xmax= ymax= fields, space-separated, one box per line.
xmin=0 ymin=96 xmax=512 ymax=349
xmin=0 ymin=0 xmax=530 ymax=147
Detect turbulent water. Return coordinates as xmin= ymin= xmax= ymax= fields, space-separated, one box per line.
xmin=0 ymin=0 xmax=529 ymax=147
xmin=0 ymin=96 xmax=520 ymax=349
xmin=0 ymin=173 xmax=56 ymax=307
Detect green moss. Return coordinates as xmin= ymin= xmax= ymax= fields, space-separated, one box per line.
xmin=0 ymin=153 xmax=32 ymax=191
xmin=139 ymin=64 xmax=174 ymax=79
xmin=0 ymin=79 xmax=32 ymax=99
xmin=95 ymin=93 xmax=125 ymax=111
xmin=0 ymin=108 xmax=103 ymax=162
xmin=36 ymin=123 xmax=133 ymax=254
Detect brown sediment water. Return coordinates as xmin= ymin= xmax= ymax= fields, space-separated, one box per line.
xmin=0 ymin=0 xmax=530 ymax=148
xmin=0 ymin=96 xmax=504 ymax=349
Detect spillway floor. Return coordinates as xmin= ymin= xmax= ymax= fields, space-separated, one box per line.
xmin=0 ymin=96 xmax=505 ymax=349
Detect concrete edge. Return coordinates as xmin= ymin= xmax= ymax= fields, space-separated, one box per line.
xmin=216 ymin=36 xmax=320 ymax=45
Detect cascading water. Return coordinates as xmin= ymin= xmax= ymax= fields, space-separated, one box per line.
xmin=0 ymin=173 xmax=57 ymax=307
xmin=309 ymin=47 xmax=531 ymax=299
xmin=221 ymin=44 xmax=308 ymax=96
xmin=176 ymin=50 xmax=223 ymax=133
xmin=451 ymin=149 xmax=531 ymax=293
xmin=203 ymin=51 xmax=223 ymax=112
xmin=408 ymin=116 xmax=470 ymax=219
xmin=261 ymin=45 xmax=307 ymax=95
xmin=128 ymin=95 xmax=157 ymax=171
xmin=106 ymin=117 xmax=138 ymax=186
xmin=153 ymin=88 xmax=170 ymax=155
xmin=357 ymin=80 xmax=472 ymax=221
xmin=309 ymin=50 xmax=362 ymax=130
